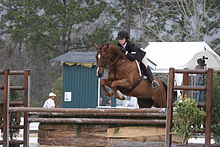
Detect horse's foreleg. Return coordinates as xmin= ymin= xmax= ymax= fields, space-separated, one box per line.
xmin=111 ymin=79 xmax=131 ymax=88
xmin=112 ymin=87 xmax=126 ymax=100
xmin=100 ymin=79 xmax=113 ymax=97
xmin=111 ymin=79 xmax=131 ymax=100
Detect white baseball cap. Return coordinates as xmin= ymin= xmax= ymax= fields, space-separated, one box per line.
xmin=49 ymin=92 xmax=56 ymax=97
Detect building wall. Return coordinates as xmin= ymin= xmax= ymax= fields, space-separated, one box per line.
xmin=63 ymin=64 xmax=98 ymax=108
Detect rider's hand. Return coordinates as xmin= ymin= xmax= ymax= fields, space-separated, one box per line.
xmin=120 ymin=47 xmax=126 ymax=53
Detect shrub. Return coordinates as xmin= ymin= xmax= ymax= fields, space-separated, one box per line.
xmin=212 ymin=75 xmax=220 ymax=143
xmin=172 ymin=97 xmax=206 ymax=144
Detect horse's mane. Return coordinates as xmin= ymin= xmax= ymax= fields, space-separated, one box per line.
xmin=106 ymin=44 xmax=122 ymax=55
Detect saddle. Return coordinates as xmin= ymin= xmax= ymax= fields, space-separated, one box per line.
xmin=139 ymin=62 xmax=148 ymax=76
xmin=135 ymin=61 xmax=147 ymax=78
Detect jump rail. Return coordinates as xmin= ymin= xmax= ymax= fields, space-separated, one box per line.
xmin=9 ymin=107 xmax=167 ymax=125
xmin=9 ymin=107 xmax=166 ymax=113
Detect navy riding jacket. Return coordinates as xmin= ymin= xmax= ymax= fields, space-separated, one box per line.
xmin=117 ymin=40 xmax=146 ymax=62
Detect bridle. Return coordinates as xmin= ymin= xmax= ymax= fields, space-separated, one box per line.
xmin=97 ymin=46 xmax=125 ymax=70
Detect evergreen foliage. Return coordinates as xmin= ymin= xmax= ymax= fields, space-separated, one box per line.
xmin=172 ymin=97 xmax=206 ymax=144
xmin=212 ymin=75 xmax=220 ymax=143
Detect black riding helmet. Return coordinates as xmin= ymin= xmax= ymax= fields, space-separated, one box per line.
xmin=117 ymin=31 xmax=129 ymax=40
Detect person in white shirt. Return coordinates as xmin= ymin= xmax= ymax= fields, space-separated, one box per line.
xmin=43 ymin=92 xmax=56 ymax=108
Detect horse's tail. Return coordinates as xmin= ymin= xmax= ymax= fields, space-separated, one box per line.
xmin=161 ymin=81 xmax=168 ymax=100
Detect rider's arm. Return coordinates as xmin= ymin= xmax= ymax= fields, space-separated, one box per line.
xmin=125 ymin=43 xmax=138 ymax=61
xmin=126 ymin=52 xmax=136 ymax=61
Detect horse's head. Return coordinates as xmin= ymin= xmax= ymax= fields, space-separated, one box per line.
xmin=94 ymin=43 xmax=110 ymax=78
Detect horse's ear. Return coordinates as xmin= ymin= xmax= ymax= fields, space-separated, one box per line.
xmin=102 ymin=44 xmax=109 ymax=50
xmin=93 ymin=43 xmax=100 ymax=50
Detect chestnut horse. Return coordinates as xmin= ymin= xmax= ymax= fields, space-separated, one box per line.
xmin=95 ymin=44 xmax=167 ymax=108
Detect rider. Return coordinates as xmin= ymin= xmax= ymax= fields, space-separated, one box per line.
xmin=117 ymin=31 xmax=159 ymax=88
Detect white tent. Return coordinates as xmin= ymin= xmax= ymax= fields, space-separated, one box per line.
xmin=144 ymin=42 xmax=220 ymax=73
xmin=183 ymin=50 xmax=220 ymax=69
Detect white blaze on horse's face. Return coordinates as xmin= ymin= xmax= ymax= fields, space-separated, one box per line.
xmin=96 ymin=52 xmax=105 ymax=78
xmin=97 ymin=53 xmax=101 ymax=66
xmin=98 ymin=53 xmax=101 ymax=60
xmin=96 ymin=66 xmax=100 ymax=77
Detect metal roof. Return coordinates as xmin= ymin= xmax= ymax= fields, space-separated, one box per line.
xmin=50 ymin=52 xmax=96 ymax=63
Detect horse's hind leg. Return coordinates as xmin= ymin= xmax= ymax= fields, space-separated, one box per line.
xmin=137 ymin=98 xmax=154 ymax=108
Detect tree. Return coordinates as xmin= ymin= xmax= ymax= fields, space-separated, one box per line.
xmin=139 ymin=0 xmax=220 ymax=47
xmin=0 ymin=0 xmax=111 ymax=106
xmin=0 ymin=0 xmax=108 ymax=56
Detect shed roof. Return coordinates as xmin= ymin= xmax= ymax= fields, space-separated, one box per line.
xmin=50 ymin=51 xmax=157 ymax=69
xmin=50 ymin=52 xmax=96 ymax=63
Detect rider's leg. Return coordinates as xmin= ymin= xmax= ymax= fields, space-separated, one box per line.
xmin=145 ymin=66 xmax=159 ymax=88
xmin=141 ymin=53 xmax=159 ymax=88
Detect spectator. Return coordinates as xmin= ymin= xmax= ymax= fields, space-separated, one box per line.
xmin=43 ymin=92 xmax=56 ymax=108
xmin=194 ymin=58 xmax=207 ymax=102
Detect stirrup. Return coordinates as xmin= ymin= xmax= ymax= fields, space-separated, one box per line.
xmin=152 ymin=81 xmax=159 ymax=88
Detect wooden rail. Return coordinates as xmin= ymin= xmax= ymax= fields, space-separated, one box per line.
xmin=28 ymin=118 xmax=166 ymax=124
xmin=0 ymin=70 xmax=26 ymax=75
xmin=9 ymin=107 xmax=166 ymax=113
xmin=9 ymin=107 xmax=166 ymax=125
xmin=28 ymin=112 xmax=166 ymax=117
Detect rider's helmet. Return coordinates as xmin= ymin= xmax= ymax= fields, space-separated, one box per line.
xmin=117 ymin=31 xmax=129 ymax=40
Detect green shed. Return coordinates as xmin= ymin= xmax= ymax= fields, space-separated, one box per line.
xmin=51 ymin=52 xmax=116 ymax=108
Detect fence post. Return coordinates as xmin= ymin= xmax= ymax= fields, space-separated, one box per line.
xmin=23 ymin=70 xmax=30 ymax=147
xmin=182 ymin=72 xmax=189 ymax=97
xmin=205 ymin=68 xmax=213 ymax=147
xmin=166 ymin=68 xmax=175 ymax=147
xmin=3 ymin=69 xmax=10 ymax=147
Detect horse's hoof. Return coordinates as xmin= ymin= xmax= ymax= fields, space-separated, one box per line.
xmin=120 ymin=96 xmax=126 ymax=100
xmin=109 ymin=91 xmax=114 ymax=96
xmin=106 ymin=91 xmax=114 ymax=97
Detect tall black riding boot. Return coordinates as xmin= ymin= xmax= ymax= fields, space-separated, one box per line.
xmin=146 ymin=66 xmax=159 ymax=88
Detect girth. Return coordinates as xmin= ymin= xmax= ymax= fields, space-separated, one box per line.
xmin=118 ymin=76 xmax=143 ymax=95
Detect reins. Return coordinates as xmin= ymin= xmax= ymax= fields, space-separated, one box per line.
xmin=97 ymin=48 xmax=125 ymax=70
xmin=106 ymin=52 xmax=124 ymax=70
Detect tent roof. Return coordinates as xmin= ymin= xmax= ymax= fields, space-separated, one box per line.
xmin=144 ymin=42 xmax=220 ymax=73
xmin=183 ymin=50 xmax=220 ymax=69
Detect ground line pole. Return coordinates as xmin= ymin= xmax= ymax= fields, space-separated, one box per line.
xmin=205 ymin=68 xmax=213 ymax=147
xmin=166 ymin=68 xmax=175 ymax=147
xmin=3 ymin=69 xmax=10 ymax=147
